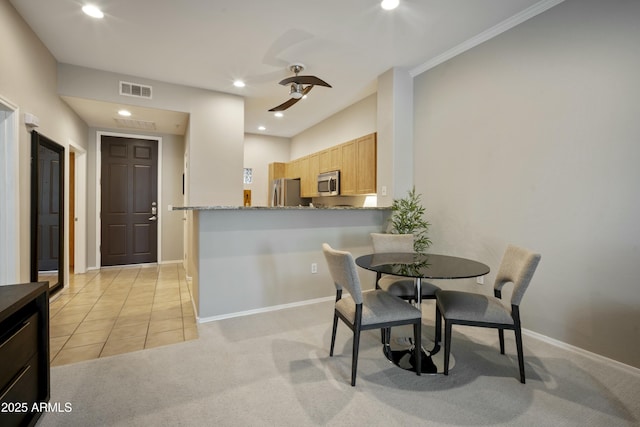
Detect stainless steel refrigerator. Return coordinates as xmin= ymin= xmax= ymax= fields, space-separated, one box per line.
xmin=270 ymin=178 xmax=305 ymax=206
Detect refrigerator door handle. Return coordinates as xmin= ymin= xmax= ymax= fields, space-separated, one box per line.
xmin=272 ymin=181 xmax=280 ymax=207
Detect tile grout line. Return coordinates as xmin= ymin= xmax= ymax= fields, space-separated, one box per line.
xmin=50 ymin=269 xmax=119 ymax=364
xmin=98 ymin=266 xmax=143 ymax=358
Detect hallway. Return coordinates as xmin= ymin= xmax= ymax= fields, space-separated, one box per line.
xmin=49 ymin=263 xmax=197 ymax=366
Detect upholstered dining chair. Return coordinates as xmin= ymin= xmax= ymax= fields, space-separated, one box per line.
xmin=435 ymin=244 xmax=541 ymax=383
xmin=371 ymin=233 xmax=440 ymax=344
xmin=322 ymin=243 xmax=422 ymax=386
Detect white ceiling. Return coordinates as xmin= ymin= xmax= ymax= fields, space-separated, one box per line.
xmin=11 ymin=0 xmax=549 ymax=138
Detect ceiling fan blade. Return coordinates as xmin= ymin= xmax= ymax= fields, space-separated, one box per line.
xmin=268 ymin=97 xmax=301 ymax=112
xmin=279 ymin=75 xmax=332 ymax=88
xmin=268 ymin=86 xmax=314 ymax=112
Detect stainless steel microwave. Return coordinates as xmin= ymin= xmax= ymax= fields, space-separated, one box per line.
xmin=318 ymin=170 xmax=339 ymax=196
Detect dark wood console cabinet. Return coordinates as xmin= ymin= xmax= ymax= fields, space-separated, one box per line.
xmin=0 ymin=283 xmax=50 ymax=427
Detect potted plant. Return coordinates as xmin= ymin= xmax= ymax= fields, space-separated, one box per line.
xmin=388 ymin=186 xmax=431 ymax=252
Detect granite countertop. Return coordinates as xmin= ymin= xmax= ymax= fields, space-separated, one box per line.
xmin=173 ymin=205 xmax=391 ymax=211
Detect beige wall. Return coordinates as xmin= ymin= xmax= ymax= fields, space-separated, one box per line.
xmin=413 ymin=0 xmax=640 ymax=368
xmin=377 ymin=68 xmax=414 ymax=206
xmin=58 ymin=65 xmax=245 ymax=268
xmin=243 ymin=133 xmax=291 ymax=207
xmin=290 ymin=94 xmax=376 ymax=158
xmin=186 ymin=94 xmax=244 ymax=206
xmin=58 ymin=64 xmax=245 ymax=207
xmin=161 ymin=134 xmax=187 ymax=261
xmin=0 ymin=0 xmax=87 ymax=283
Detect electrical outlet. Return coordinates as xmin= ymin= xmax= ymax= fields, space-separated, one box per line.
xmin=381 ymin=186 xmax=387 ymax=196
xmin=476 ymin=276 xmax=484 ymax=285
xmin=311 ymin=263 xmax=318 ymax=274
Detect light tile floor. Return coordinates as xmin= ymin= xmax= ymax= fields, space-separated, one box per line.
xmin=49 ymin=263 xmax=198 ymax=366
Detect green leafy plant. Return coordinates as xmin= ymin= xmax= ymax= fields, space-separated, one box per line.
xmin=389 ymin=187 xmax=431 ymax=252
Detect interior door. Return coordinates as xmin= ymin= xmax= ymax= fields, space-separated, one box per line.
xmin=101 ymin=136 xmax=158 ymax=266
xmin=37 ymin=143 xmax=61 ymax=271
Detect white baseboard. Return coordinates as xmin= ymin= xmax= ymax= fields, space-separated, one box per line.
xmin=523 ymin=328 xmax=640 ymax=377
xmin=159 ymin=259 xmax=182 ymax=265
xmin=197 ymin=296 xmax=335 ymax=324
xmin=193 ymin=295 xmax=640 ymax=377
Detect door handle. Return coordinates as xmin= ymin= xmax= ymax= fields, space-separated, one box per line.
xmin=148 ymin=216 xmax=157 ymax=221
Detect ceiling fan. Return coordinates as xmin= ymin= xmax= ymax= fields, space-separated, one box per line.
xmin=268 ymin=64 xmax=332 ymax=112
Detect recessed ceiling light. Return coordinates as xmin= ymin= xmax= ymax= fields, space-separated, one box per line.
xmin=233 ymin=80 xmax=246 ymax=88
xmin=82 ymin=5 xmax=104 ymax=19
xmin=381 ymin=0 xmax=399 ymax=11
xmin=258 ymin=126 xmax=266 ymax=131
xmin=118 ymin=109 xmax=132 ymax=117
xmin=274 ymin=112 xmax=283 ymax=118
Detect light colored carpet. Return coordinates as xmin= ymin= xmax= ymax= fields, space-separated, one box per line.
xmin=39 ymin=300 xmax=639 ymax=426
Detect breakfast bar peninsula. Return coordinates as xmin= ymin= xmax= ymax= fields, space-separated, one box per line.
xmin=174 ymin=206 xmax=391 ymax=322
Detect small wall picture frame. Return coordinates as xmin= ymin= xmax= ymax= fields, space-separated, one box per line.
xmin=243 ymin=168 xmax=253 ymax=184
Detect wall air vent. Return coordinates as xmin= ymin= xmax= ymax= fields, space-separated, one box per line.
xmin=119 ymin=81 xmax=152 ymax=99
xmin=113 ymin=117 xmax=157 ymax=131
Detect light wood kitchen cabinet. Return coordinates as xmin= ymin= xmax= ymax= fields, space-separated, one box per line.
xmin=269 ymin=162 xmax=286 ymax=182
xmin=319 ymin=146 xmax=341 ymax=173
xmin=340 ymin=133 xmax=376 ymax=195
xmin=355 ymin=133 xmax=377 ymax=194
xmin=281 ymin=131 xmax=376 ymax=198
xmin=285 ymin=158 xmax=301 ymax=179
xmin=340 ymin=140 xmax=357 ymax=195
xmin=301 ymin=154 xmax=320 ymax=197
xmin=298 ymin=156 xmax=309 ymax=196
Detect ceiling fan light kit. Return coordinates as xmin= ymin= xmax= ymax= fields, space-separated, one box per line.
xmin=268 ymin=63 xmax=332 ymax=112
xmin=289 ymin=83 xmax=304 ymax=99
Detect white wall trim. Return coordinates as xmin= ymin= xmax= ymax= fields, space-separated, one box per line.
xmin=68 ymin=141 xmax=87 ymax=274
xmin=523 ymin=328 xmax=640 ymax=378
xmin=159 ymin=259 xmax=182 ymax=265
xmin=409 ymin=0 xmax=566 ymax=77
xmin=0 ymin=95 xmax=20 ymax=285
xmin=197 ymin=295 xmax=334 ymax=324
xmin=95 ymin=131 xmax=163 ymax=267
xmin=196 ymin=294 xmax=640 ymax=377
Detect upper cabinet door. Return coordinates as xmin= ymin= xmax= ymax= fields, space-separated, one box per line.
xmin=356 ymin=133 xmax=377 ymax=194
xmin=340 ymin=140 xmax=357 ymax=195
xmin=283 ymin=132 xmax=376 ymax=197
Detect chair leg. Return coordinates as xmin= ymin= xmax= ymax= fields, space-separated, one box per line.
xmin=330 ymin=312 xmax=338 ymax=357
xmin=435 ymin=305 xmax=442 ymax=344
xmin=514 ymin=326 xmax=526 ymax=384
xmin=351 ymin=328 xmax=361 ymax=386
xmin=380 ymin=327 xmax=389 ymax=345
xmin=382 ymin=327 xmax=391 ymax=346
xmin=414 ymin=321 xmax=422 ymax=376
xmin=443 ymin=321 xmax=452 ymax=376
xmin=498 ymin=328 xmax=505 ymax=355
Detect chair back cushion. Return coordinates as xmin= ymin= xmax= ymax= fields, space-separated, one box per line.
xmin=371 ymin=233 xmax=413 ymax=253
xmin=495 ymin=245 xmax=541 ymax=306
xmin=322 ymin=243 xmax=363 ymax=304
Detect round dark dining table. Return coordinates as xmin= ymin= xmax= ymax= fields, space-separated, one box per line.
xmin=355 ymin=252 xmax=490 ymax=374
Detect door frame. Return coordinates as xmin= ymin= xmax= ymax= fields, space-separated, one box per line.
xmin=95 ymin=131 xmax=163 ymax=268
xmin=0 ymin=95 xmax=20 ymax=285
xmin=69 ymin=140 xmax=87 ymax=274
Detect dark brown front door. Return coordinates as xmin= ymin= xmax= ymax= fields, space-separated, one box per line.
xmin=37 ymin=143 xmax=61 ymax=271
xmin=101 ymin=136 xmax=158 ymax=266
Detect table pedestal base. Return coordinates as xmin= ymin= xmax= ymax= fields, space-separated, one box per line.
xmin=383 ymin=325 xmax=454 ymax=374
